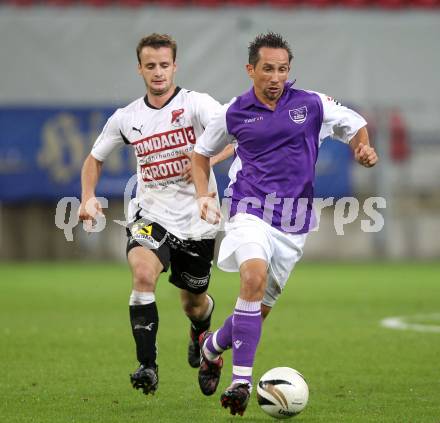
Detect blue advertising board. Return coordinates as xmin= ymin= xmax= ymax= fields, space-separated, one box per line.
xmin=0 ymin=107 xmax=352 ymax=202
xmin=0 ymin=107 xmax=135 ymax=202
xmin=315 ymin=137 xmax=353 ymax=199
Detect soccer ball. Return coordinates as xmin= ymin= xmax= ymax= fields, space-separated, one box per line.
xmin=257 ymin=367 xmax=309 ymax=419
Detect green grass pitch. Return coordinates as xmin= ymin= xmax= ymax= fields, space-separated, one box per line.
xmin=1 ymin=262 xmax=439 ymax=423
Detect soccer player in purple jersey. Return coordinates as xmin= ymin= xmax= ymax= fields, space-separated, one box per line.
xmin=191 ymin=32 xmax=378 ymax=415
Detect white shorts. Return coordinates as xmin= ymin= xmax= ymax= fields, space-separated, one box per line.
xmin=217 ymin=213 xmax=307 ymax=307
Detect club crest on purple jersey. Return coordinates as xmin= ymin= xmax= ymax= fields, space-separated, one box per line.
xmin=289 ymin=106 xmax=308 ymax=124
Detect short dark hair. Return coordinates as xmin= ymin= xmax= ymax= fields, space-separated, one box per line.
xmin=136 ymin=33 xmax=177 ymax=64
xmin=248 ymin=32 xmax=293 ymax=67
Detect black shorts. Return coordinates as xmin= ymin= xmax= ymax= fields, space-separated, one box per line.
xmin=126 ymin=219 xmax=215 ymax=294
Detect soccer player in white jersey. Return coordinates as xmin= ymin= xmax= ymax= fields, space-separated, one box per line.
xmin=79 ymin=34 xmax=232 ymax=396
xmin=191 ymin=32 xmax=378 ymax=415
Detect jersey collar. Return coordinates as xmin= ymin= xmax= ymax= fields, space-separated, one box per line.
xmin=144 ymin=86 xmax=181 ymax=110
xmin=239 ymin=80 xmax=295 ymax=110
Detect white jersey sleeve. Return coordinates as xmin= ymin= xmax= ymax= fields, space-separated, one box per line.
xmin=189 ymin=91 xmax=222 ymax=129
xmin=316 ymin=92 xmax=367 ymax=145
xmin=194 ymin=99 xmax=236 ymax=157
xmin=91 ymin=109 xmax=125 ymax=161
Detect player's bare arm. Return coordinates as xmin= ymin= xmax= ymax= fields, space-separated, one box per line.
xmin=210 ymin=144 xmax=235 ymax=167
xmin=192 ymin=151 xmax=221 ymax=224
xmin=79 ymin=154 xmax=104 ymax=226
xmin=349 ymin=126 xmax=378 ymax=168
xmin=181 ymin=145 xmax=234 ymax=183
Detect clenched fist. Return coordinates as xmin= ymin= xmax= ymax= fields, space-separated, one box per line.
xmin=197 ymin=192 xmax=221 ymax=224
xmin=354 ymin=143 xmax=378 ymax=168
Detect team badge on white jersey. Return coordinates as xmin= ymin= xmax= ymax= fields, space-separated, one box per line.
xmin=171 ymin=108 xmax=185 ymax=127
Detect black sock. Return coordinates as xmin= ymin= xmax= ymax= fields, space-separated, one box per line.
xmin=129 ymin=303 xmax=159 ymax=367
xmin=190 ymin=295 xmax=215 ymax=340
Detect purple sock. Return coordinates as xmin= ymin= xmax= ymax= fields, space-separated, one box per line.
xmin=215 ymin=315 xmax=233 ymax=350
xmin=204 ymin=315 xmax=233 ymax=360
xmin=231 ymin=298 xmax=262 ymax=388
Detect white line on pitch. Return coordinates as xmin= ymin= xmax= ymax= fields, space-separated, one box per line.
xmin=380 ymin=313 xmax=440 ymax=333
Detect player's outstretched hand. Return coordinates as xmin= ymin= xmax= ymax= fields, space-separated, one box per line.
xmin=354 ymin=143 xmax=378 ymax=168
xmin=78 ymin=197 xmax=104 ymax=232
xmin=197 ymin=192 xmax=221 ymax=224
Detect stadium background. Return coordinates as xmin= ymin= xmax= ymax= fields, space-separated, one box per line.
xmin=0 ymin=0 xmax=440 ymax=423
xmin=1 ymin=2 xmax=440 ymax=261
xmin=1 ymin=3 xmax=440 ymax=423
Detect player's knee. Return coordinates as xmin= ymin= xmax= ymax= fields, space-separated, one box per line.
xmin=181 ymin=293 xmax=205 ymax=319
xmin=131 ymin=264 xmax=158 ymax=291
xmin=182 ymin=302 xmax=200 ymax=319
xmin=181 ymin=297 xmax=193 ymax=315
xmin=240 ymin=270 xmax=266 ymax=299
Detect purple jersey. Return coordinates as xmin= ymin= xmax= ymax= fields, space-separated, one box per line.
xmin=195 ymin=82 xmax=367 ymax=234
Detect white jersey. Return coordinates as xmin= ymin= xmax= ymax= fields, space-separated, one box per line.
xmin=91 ymin=87 xmax=221 ymax=240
